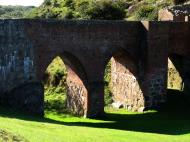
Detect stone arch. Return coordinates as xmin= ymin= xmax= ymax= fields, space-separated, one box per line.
xmin=105 ymin=48 xmax=145 ymax=112
xmin=59 ymin=52 xmax=88 ymax=116
xmin=38 ymin=51 xmax=88 ymax=117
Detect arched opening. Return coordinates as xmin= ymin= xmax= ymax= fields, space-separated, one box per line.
xmin=43 ymin=54 xmax=88 ymax=116
xmin=104 ymin=60 xmax=113 ymax=108
xmin=168 ymin=54 xmax=190 ymax=95
xmin=44 ymin=56 xmax=67 ymax=113
xmin=104 ymin=50 xmax=145 ymax=112
xmin=167 ymin=54 xmax=190 ymax=111
xmin=168 ymin=56 xmax=183 ymax=91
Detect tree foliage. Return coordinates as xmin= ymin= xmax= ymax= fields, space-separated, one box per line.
xmin=0 ymin=5 xmax=34 ymax=19
xmin=26 ymin=0 xmax=128 ymax=20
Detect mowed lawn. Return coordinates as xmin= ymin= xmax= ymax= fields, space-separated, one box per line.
xmin=0 ymin=105 xmax=190 ymax=142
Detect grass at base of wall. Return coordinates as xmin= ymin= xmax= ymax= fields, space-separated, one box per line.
xmin=0 ymin=105 xmax=190 ymax=142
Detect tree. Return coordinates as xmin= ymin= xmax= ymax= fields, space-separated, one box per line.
xmin=27 ymin=0 xmax=127 ymax=20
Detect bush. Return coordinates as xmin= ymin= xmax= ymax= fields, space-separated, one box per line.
xmin=45 ymin=86 xmax=67 ymax=113
xmin=104 ymin=61 xmax=113 ymax=106
xmin=134 ymin=5 xmax=158 ymax=21
xmin=27 ymin=0 xmax=127 ymax=20
xmin=44 ymin=57 xmax=68 ymax=113
xmin=26 ymin=0 xmax=75 ymax=19
xmin=74 ymin=0 xmax=126 ymax=20
xmin=0 ymin=5 xmax=34 ymax=19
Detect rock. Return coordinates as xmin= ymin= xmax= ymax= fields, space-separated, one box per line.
xmin=112 ymin=102 xmax=124 ymax=109
xmin=138 ymin=107 xmax=145 ymax=112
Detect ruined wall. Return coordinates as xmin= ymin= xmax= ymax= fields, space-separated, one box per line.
xmin=0 ymin=20 xmax=43 ymax=115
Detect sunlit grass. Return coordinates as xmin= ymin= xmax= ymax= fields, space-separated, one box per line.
xmin=0 ymin=106 xmax=190 ymax=142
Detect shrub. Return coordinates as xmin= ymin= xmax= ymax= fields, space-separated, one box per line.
xmin=44 ymin=86 xmax=67 ymax=112
xmin=104 ymin=61 xmax=113 ymax=106
xmin=27 ymin=0 xmax=127 ymax=20
xmin=74 ymin=0 xmax=126 ymax=20
xmin=134 ymin=5 xmax=158 ymax=20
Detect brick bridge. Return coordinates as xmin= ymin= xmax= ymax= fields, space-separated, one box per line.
xmin=0 ymin=20 xmax=190 ymax=118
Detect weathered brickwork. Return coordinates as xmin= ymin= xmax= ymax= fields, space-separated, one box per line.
xmin=66 ymin=68 xmax=87 ymax=116
xmin=0 ymin=19 xmax=190 ymax=118
xmin=111 ymin=56 xmax=144 ymax=112
xmin=0 ymin=21 xmax=36 ymax=93
xmin=0 ymin=20 xmax=43 ymax=115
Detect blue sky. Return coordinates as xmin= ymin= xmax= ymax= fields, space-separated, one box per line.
xmin=0 ymin=0 xmax=44 ymax=6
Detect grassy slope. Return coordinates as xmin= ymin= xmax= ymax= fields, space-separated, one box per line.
xmin=0 ymin=107 xmax=190 ymax=142
xmin=0 ymin=5 xmax=34 ymax=19
xmin=0 ymin=129 xmax=29 ymax=142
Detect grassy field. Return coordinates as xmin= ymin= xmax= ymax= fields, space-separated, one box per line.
xmin=0 ymin=101 xmax=190 ymax=142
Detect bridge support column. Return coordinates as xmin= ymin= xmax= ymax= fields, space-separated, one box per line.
xmin=86 ymin=81 xmax=104 ymax=118
xmin=144 ymin=22 xmax=169 ymax=109
xmin=0 ymin=82 xmax=44 ymax=116
xmin=66 ymin=68 xmax=88 ymax=117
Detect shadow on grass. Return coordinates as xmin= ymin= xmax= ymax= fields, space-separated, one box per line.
xmin=0 ymin=89 xmax=190 ymax=135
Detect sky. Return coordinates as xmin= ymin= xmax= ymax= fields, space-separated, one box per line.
xmin=0 ymin=0 xmax=44 ymax=6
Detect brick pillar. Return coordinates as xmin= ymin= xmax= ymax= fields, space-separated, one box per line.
xmin=86 ymin=81 xmax=104 ymax=118
xmin=66 ymin=68 xmax=88 ymax=117
xmin=144 ymin=22 xmax=169 ymax=108
xmin=1 ymin=82 xmax=44 ymax=116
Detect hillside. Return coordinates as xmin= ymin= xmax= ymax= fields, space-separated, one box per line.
xmin=26 ymin=0 xmax=190 ymax=20
xmin=1 ymin=1 xmax=190 ymax=20
xmin=0 ymin=5 xmax=34 ymax=19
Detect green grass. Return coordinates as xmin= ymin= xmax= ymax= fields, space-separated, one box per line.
xmin=0 ymin=129 xmax=29 ymax=142
xmin=0 ymin=105 xmax=190 ymax=142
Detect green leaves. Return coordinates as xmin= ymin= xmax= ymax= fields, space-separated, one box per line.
xmin=27 ymin=0 xmax=127 ymax=20
xmin=0 ymin=5 xmax=33 ymax=19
